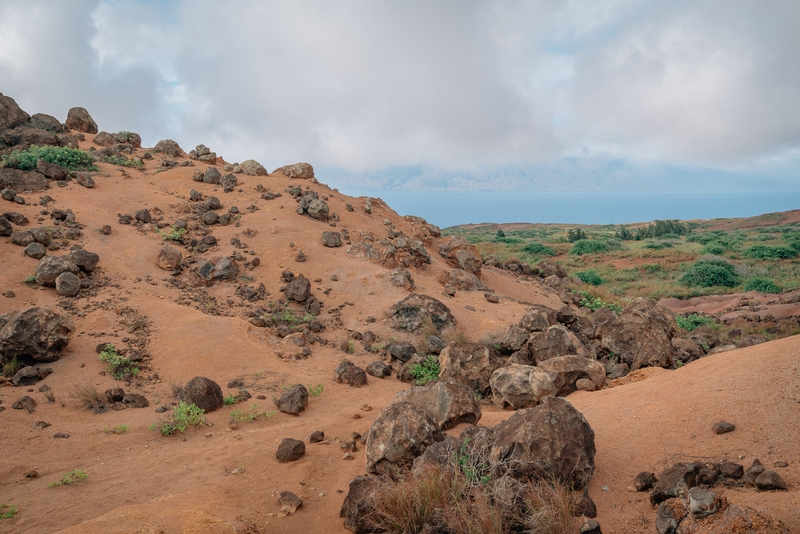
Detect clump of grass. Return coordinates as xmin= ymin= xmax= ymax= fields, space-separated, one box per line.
xmin=150 ymin=401 xmax=205 ymax=435
xmin=1 ymin=145 xmax=97 ymax=171
xmin=2 ymin=355 xmax=21 ymax=377
xmin=70 ymin=382 xmax=105 ymax=412
xmin=102 ymin=155 xmax=143 ymax=168
xmin=98 ymin=344 xmax=139 ymax=380
xmin=156 ymin=225 xmax=187 ymax=241
xmin=0 ymin=503 xmax=18 ymax=519
xmin=167 ymin=379 xmax=184 ymax=399
xmin=338 ymin=338 xmax=356 ymax=354
xmin=230 ymin=403 xmax=276 ymax=423
xmin=409 ymin=355 xmax=440 ymax=386
xmin=576 ymin=290 xmax=624 ymax=314
xmin=102 ymin=424 xmax=130 ymax=435
xmin=223 ymin=394 xmax=238 ymax=406
xmin=675 ymin=314 xmax=715 ymax=332
xmin=307 ymin=383 xmax=324 ymax=397
xmin=48 ymin=469 xmax=88 ymax=487
xmin=24 ymin=275 xmax=36 ymax=284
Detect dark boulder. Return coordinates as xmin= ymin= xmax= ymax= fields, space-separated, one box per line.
xmin=598 ymin=297 xmax=677 ymax=370
xmin=0 ymin=306 xmax=74 ymax=362
xmin=66 ymin=249 xmax=99 ymax=273
xmin=153 ymin=139 xmax=184 ymax=157
xmin=178 ymin=376 xmax=224 ymax=413
xmin=0 ymin=93 xmax=30 ymax=131
xmin=340 ymin=474 xmax=389 ymax=534
xmin=439 ymin=342 xmax=502 ymax=395
xmin=34 ymin=255 xmax=80 ymax=286
xmin=385 ymin=293 xmax=455 ymax=333
xmin=395 ymin=377 xmax=481 ymax=430
xmin=55 ymin=272 xmax=81 ymax=297
xmin=438 ymin=236 xmax=483 ymax=276
xmin=277 ymin=384 xmax=309 ymax=415
xmin=334 ymin=360 xmax=367 ymax=387
xmin=285 ymin=275 xmax=311 ymax=302
xmin=276 ymin=438 xmax=306 ymax=462
xmin=366 ymin=361 xmax=392 ymax=378
xmin=65 ymin=107 xmax=98 ymax=134
xmin=490 ymin=363 xmax=556 ymax=410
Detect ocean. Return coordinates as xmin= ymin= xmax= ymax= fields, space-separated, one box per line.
xmin=338 ymin=190 xmax=800 ymax=228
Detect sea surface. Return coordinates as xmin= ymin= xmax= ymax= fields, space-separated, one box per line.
xmin=339 ymin=190 xmax=800 ymax=228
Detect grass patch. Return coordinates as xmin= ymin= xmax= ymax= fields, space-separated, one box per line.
xmin=150 ymin=401 xmax=205 ymax=435
xmin=307 ymin=383 xmax=324 ymax=397
xmin=156 ymin=225 xmax=186 ymax=241
xmin=409 ymin=355 xmax=440 ymax=386
xmin=2 ymin=145 xmax=97 ymax=171
xmin=230 ymin=403 xmax=276 ymax=423
xmin=744 ymin=277 xmax=782 ymax=294
xmin=102 ymin=155 xmax=142 ymax=168
xmin=675 ymin=314 xmax=715 ymax=332
xmin=98 ymin=344 xmax=140 ymax=380
xmin=102 ymin=424 xmax=130 ymax=435
xmin=223 ymin=394 xmax=238 ymax=406
xmin=48 ymin=469 xmax=88 ymax=487
xmin=575 ymin=270 xmax=603 ymax=286
xmin=2 ymin=355 xmax=21 ymax=377
xmin=569 ymin=239 xmax=609 ymax=256
xmin=576 ymin=290 xmax=623 ymax=314
xmin=0 ymin=503 xmax=18 ymax=520
xmin=70 ymin=382 xmax=105 ymax=412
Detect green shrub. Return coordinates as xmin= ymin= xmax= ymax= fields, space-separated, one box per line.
xmin=569 ymin=239 xmax=609 ymax=256
xmin=230 ymin=403 xmax=276 ymax=423
xmin=151 ymin=401 xmax=205 ymax=435
xmin=676 ymin=314 xmax=715 ymax=332
xmin=744 ymin=278 xmax=781 ymax=294
xmin=742 ymin=245 xmax=798 ymax=260
xmin=48 ymin=469 xmax=88 ymax=487
xmin=0 ymin=503 xmax=18 ymax=519
xmin=1 ymin=145 xmax=97 ymax=171
xmin=522 ymin=243 xmax=555 ymax=256
xmin=643 ymin=242 xmax=673 ymax=250
xmin=576 ymin=291 xmax=623 ymax=314
xmin=567 ymin=228 xmax=587 ymax=242
xmin=641 ymin=264 xmax=664 ymax=274
xmin=156 ymin=226 xmax=186 ymax=241
xmin=575 ymin=270 xmax=603 ymax=286
xmin=98 ymin=344 xmax=140 ymax=380
xmin=680 ymin=259 xmax=740 ymax=288
xmin=700 ymin=242 xmax=728 ymax=255
xmin=409 ymin=355 xmax=440 ymax=386
xmin=223 ymin=394 xmax=238 ymax=405
xmin=307 ymin=383 xmax=324 ymax=397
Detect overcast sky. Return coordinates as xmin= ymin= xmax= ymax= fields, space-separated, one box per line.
xmin=2 ymin=0 xmax=799 ymax=190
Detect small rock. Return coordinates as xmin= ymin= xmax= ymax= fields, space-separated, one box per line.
xmin=309 ymin=430 xmax=325 ymax=443
xmin=24 ymin=242 xmax=47 ymax=259
xmin=484 ymin=292 xmax=499 ymax=303
xmin=53 ymin=432 xmax=70 ymax=439
xmin=580 ymin=520 xmax=602 ymax=534
xmin=278 ymin=491 xmax=303 ymax=516
xmin=719 ymin=461 xmax=744 ymax=479
xmin=12 ymin=395 xmax=36 ymax=413
xmin=276 ymin=438 xmax=306 ymax=462
xmin=33 ymin=421 xmax=51 ymax=430
xmin=688 ymin=487 xmax=716 ymax=518
xmin=713 ymin=420 xmax=735 ymax=434
xmin=342 ymin=453 xmax=355 ymax=461
xmin=634 ymin=471 xmax=657 ymax=492
xmin=755 ymin=469 xmax=788 ymax=491
xmin=55 ymin=272 xmax=81 ymax=297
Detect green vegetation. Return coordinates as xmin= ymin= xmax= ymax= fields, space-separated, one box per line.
xmin=150 ymin=401 xmax=205 ymax=435
xmin=263 ymin=303 xmax=316 ymax=326
xmin=98 ymin=344 xmax=140 ymax=380
xmin=742 ymin=245 xmax=798 ymax=260
xmin=307 ymin=383 xmax=324 ymax=397
xmin=102 ymin=424 xmax=130 ymax=435
xmin=230 ymin=403 xmax=276 ymax=423
xmin=102 ymin=155 xmax=142 ymax=168
xmin=48 ymin=469 xmax=88 ymax=487
xmin=744 ymin=277 xmax=782 ymax=294
xmin=633 ymin=219 xmax=688 ymax=240
xmin=567 ymin=228 xmax=587 ymax=242
xmin=675 ymin=314 xmax=715 ymax=332
xmin=24 ymin=275 xmax=36 ymax=284
xmin=0 ymin=503 xmax=18 ymax=520
xmin=2 ymin=355 xmax=20 ymax=377
xmin=522 ymin=242 xmax=556 ymax=256
xmin=569 ymin=239 xmax=609 ymax=256
xmin=575 ymin=270 xmax=603 ymax=286
xmin=223 ymin=394 xmax=238 ymax=406
xmin=576 ymin=290 xmax=624 ymax=314
xmin=680 ymin=258 xmax=740 ymax=288
xmin=1 ymin=145 xmax=97 ymax=171
xmin=409 ymin=355 xmax=441 ymax=386
xmin=156 ymin=225 xmax=186 ymax=241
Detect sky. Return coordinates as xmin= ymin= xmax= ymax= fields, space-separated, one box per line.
xmin=1 ymin=0 xmax=799 ymax=192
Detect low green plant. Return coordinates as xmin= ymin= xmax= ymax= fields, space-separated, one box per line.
xmin=102 ymin=424 xmax=130 ymax=435
xmin=456 ymin=438 xmax=490 ymax=484
xmin=24 ymin=275 xmax=36 ymax=283
xmin=48 ymin=469 xmax=88 ymax=487
xmin=576 ymin=291 xmax=624 ymax=314
xmin=150 ymin=401 xmax=205 ymax=435
xmin=102 ymin=155 xmax=142 ymax=168
xmin=2 ymin=355 xmax=20 ymax=377
xmin=371 ymin=342 xmax=386 ymax=353
xmin=575 ymin=270 xmax=603 ymax=286
xmin=743 ymin=245 xmax=797 ymax=260
xmin=0 ymin=503 xmax=18 ymax=519
xmin=569 ymin=239 xmax=609 ymax=256
xmin=307 ymin=383 xmax=324 ymax=397
xmin=98 ymin=344 xmax=139 ymax=380
xmin=743 ymin=277 xmax=782 ymax=294
xmin=409 ymin=355 xmax=440 ymax=386
xmin=230 ymin=403 xmax=276 ymax=423
xmin=156 ymin=226 xmax=187 ymax=241
xmin=522 ymin=243 xmax=555 ymax=256
xmin=1 ymin=145 xmax=97 ymax=171
xmin=680 ymin=258 xmax=740 ymax=288
xmin=223 ymin=394 xmax=238 ymax=406
xmin=642 ymin=241 xmax=673 ymax=250
xmin=675 ymin=314 xmax=715 ymax=332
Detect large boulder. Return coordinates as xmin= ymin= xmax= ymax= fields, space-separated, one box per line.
xmin=0 ymin=307 xmax=75 ymax=362
xmin=55 ymin=272 xmax=81 ymax=297
xmin=518 ymin=305 xmax=556 ymax=332
xmin=490 ymin=364 xmax=557 ymax=410
xmin=365 ymin=402 xmax=445 ymax=478
xmin=394 ymin=377 xmax=481 ymax=430
xmin=178 ymin=376 xmax=224 ymax=413
xmin=443 ymin=268 xmax=487 ymax=291
xmin=274 ymin=162 xmax=314 ymax=180
xmin=438 ymin=342 xmax=502 ymax=395
xmin=537 ymin=260 xmax=566 ymax=278
xmin=29 ymin=113 xmax=65 ymax=133
xmin=513 ymin=324 xmax=589 ymax=365
xmin=34 ymin=255 xmax=80 ymax=286
xmin=153 ymin=139 xmax=184 ymax=157
xmin=284 ymin=275 xmax=311 ymax=302
xmin=36 ymin=160 xmax=68 ymax=180
xmin=65 ymin=107 xmax=98 ymax=134
xmin=598 ymin=297 xmax=677 ymax=370
xmin=437 ymin=236 xmax=483 ymax=276
xmin=498 ymin=325 xmax=529 ymax=353
xmin=66 ymin=249 xmax=100 ymax=273
xmin=239 ymin=159 xmax=268 ymax=176
xmin=277 ymin=384 xmax=309 ymax=415
xmin=385 ymin=293 xmax=455 ymax=333
xmin=490 ymin=396 xmax=595 ymax=488
xmin=306 ymin=199 xmax=329 ymax=221
xmin=0 ymin=93 xmax=30 ymax=131
xmin=537 ymin=355 xmax=606 ymax=395
xmin=334 ymin=360 xmax=368 ymax=387
xmin=340 ymin=474 xmax=390 ymax=534
xmin=0 ymin=168 xmax=49 ymax=192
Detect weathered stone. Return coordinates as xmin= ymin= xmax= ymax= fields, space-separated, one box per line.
xmin=0 ymin=307 xmax=74 ymax=362
xmin=651 ymin=463 xmax=698 ymax=505
xmin=76 ymin=174 xmax=95 ymax=188
xmin=395 ymin=377 xmax=481 ymax=430
xmin=634 ymin=471 xmax=658 ymax=491
xmin=285 ymin=275 xmax=311 ymax=302
xmin=219 ymin=173 xmax=237 ymax=192
xmin=278 ymin=491 xmax=303 ymax=516
xmin=34 ymin=256 xmax=79 ymax=286
xmin=365 ymin=402 xmax=445 ymax=477
xmin=743 ymin=459 xmax=765 ymax=486
xmin=11 ymin=366 xmax=42 ymax=386
xmin=202 ymin=167 xmax=221 ymax=184
xmin=10 ymin=230 xmax=34 ymax=246
xmin=122 ymin=393 xmax=149 ymax=408
xmin=438 ymin=237 xmax=483 ymax=276
xmin=274 ymin=162 xmax=314 ymax=179
xmin=157 ymin=246 xmax=182 ymax=270
xmin=66 ymin=249 xmax=99 ymax=272
xmin=389 ymin=268 xmax=414 ymax=290
xmin=598 ymin=297 xmax=677 ymax=370
xmin=439 ymin=342 xmax=501 ymax=395
xmin=277 ymin=384 xmax=309 ymax=415
xmin=755 ymin=469 xmax=787 ymax=491
xmin=537 ymin=355 xmax=606 ymax=395
xmin=210 ymin=257 xmax=238 ymax=280
xmin=713 ymin=420 xmax=735 ymax=434
xmin=65 ymin=107 xmax=98 ymax=134
xmin=153 ymin=139 xmax=184 ymax=157
xmin=366 ymin=360 xmax=392 ymax=378
xmin=178 ymin=376 xmax=224 ymax=413
xmin=340 ymin=474 xmax=389 ymax=534
xmin=36 ymin=160 xmax=69 ymax=180
xmin=490 ymin=396 xmax=595 ymax=488
xmin=719 ymin=461 xmax=743 ymax=479
xmin=322 ymin=231 xmax=342 ymax=247
xmin=656 ymin=498 xmax=687 ymax=534
xmin=306 ymin=199 xmax=329 ymax=221
xmin=12 ymin=395 xmax=37 ymax=413
xmin=24 ymin=242 xmax=47 ymax=259
xmin=276 ymin=438 xmax=306 ymax=462
xmin=386 ymin=342 xmax=416 ymax=362
xmin=240 ymin=159 xmax=268 ymax=176
xmin=516 ymin=325 xmax=590 ymax=365
xmin=55 ymin=272 xmax=81 ymax=297
xmin=444 ymin=268 xmax=487 ymax=291
xmin=334 ymin=360 xmax=367 ymax=387
xmin=386 ymin=293 xmax=455 ymax=333
xmin=0 ymin=93 xmax=30 ymax=131
xmin=490 ymin=364 xmax=557 ymax=410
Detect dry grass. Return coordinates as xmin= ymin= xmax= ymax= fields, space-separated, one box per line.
xmin=70 ymin=382 xmax=104 ymax=412
xmin=167 ymin=378 xmax=184 ymax=399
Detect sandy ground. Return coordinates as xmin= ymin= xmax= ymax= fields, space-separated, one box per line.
xmin=0 ymin=136 xmax=798 ymax=533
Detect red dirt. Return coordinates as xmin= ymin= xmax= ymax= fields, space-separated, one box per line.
xmin=0 ymin=134 xmax=798 ymax=533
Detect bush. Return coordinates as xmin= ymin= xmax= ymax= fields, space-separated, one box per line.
xmin=576 ymin=290 xmax=623 ymax=314
xmin=409 ymin=355 xmax=440 ymax=386
xmin=151 ymin=401 xmax=205 ymax=435
xmin=522 ymin=243 xmax=555 ymax=256
xmin=569 ymin=239 xmax=609 ymax=256
xmin=676 ymin=314 xmax=715 ymax=332
xmin=98 ymin=344 xmax=140 ymax=380
xmin=744 ymin=278 xmax=782 ymax=294
xmin=700 ymin=242 xmax=728 ymax=255
xmin=743 ymin=245 xmax=798 ymax=260
xmin=575 ymin=270 xmax=603 ymax=286
xmin=680 ymin=259 xmax=740 ymax=288
xmin=567 ymin=228 xmax=587 ymax=242
xmin=643 ymin=242 xmax=673 ymax=250
xmin=1 ymin=145 xmax=97 ymax=171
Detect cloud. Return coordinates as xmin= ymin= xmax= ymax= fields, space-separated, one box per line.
xmin=1 ymin=0 xmax=799 ymax=186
